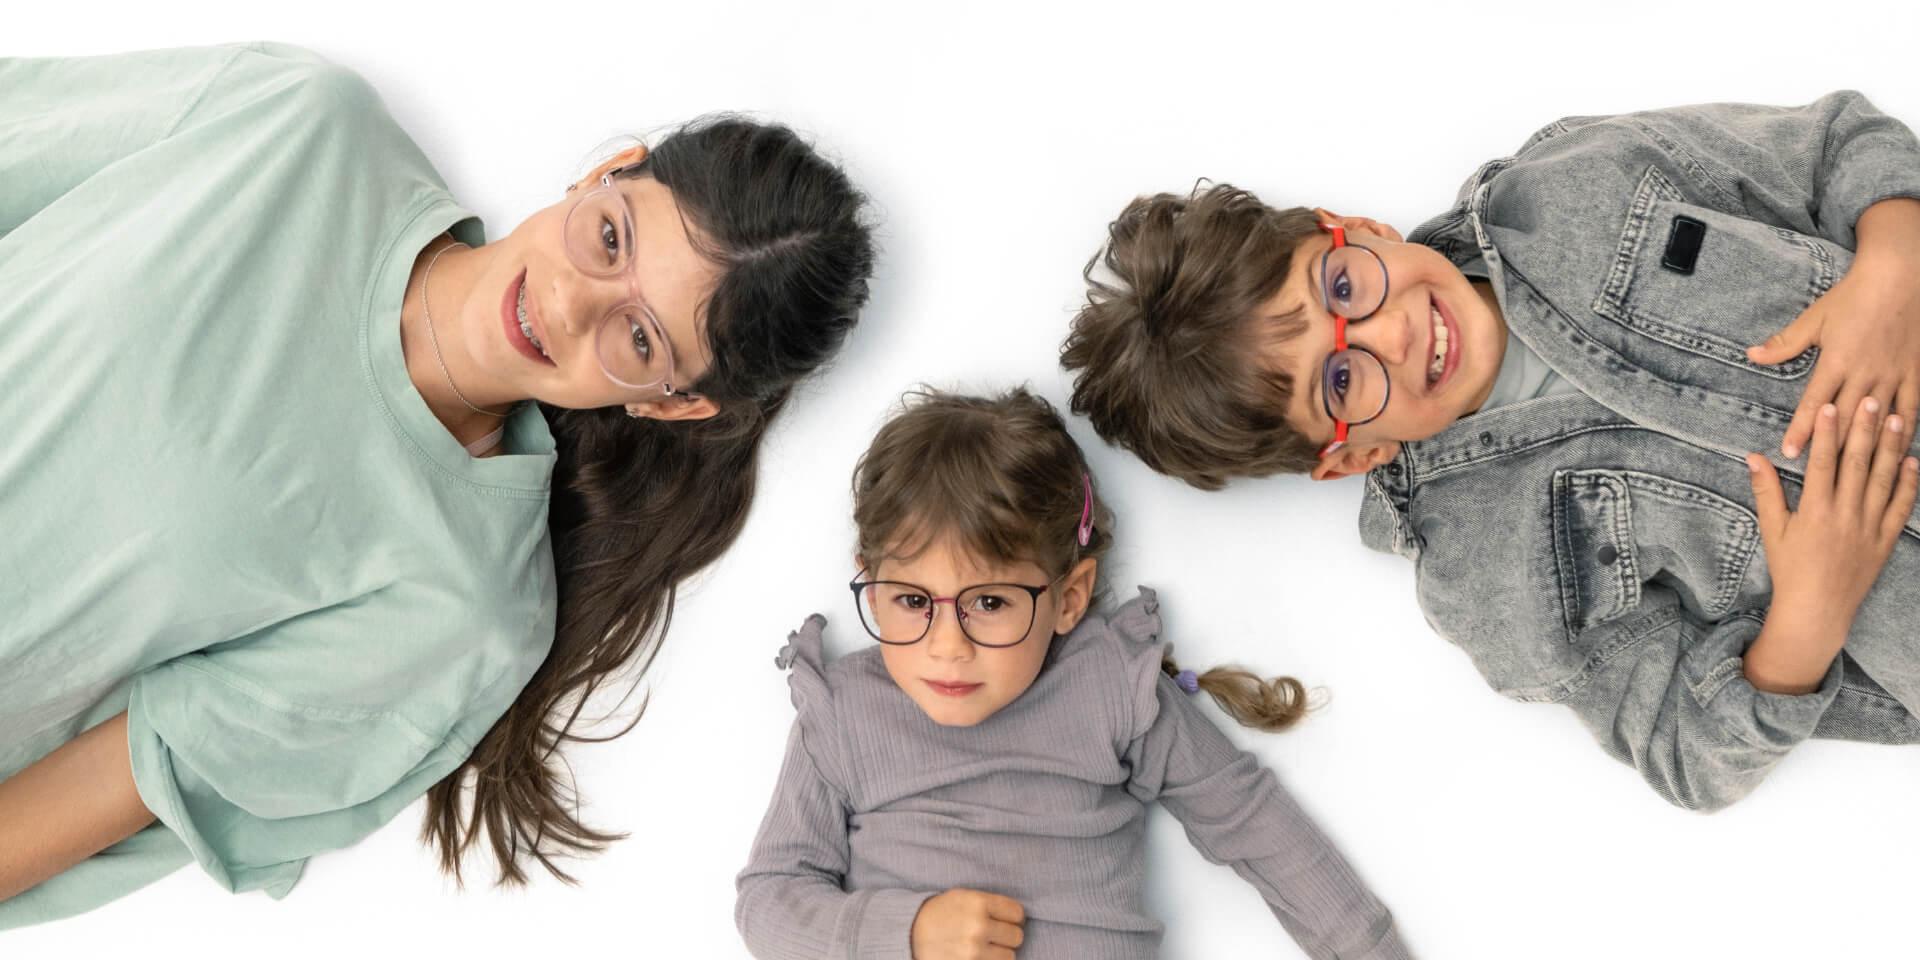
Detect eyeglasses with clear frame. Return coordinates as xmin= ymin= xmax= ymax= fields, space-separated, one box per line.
xmin=1316 ymin=223 xmax=1393 ymax=458
xmin=847 ymin=571 xmax=1067 ymax=648
xmin=562 ymin=163 xmax=699 ymax=400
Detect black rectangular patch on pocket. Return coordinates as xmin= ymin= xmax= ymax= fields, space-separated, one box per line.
xmin=1662 ymin=215 xmax=1706 ymax=274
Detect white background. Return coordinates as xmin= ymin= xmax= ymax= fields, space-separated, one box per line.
xmin=12 ymin=2 xmax=1920 ymax=957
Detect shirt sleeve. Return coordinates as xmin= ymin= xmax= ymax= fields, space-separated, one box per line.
xmin=0 ymin=45 xmax=249 ymax=239
xmin=1623 ymin=91 xmax=1920 ymax=249
xmin=1125 ymin=677 xmax=1412 ymax=960
xmin=735 ymin=725 xmax=931 ymax=960
xmin=1106 ymin=589 xmax=1409 ymax=960
xmin=735 ymin=616 xmax=933 ymax=960
xmin=1547 ymin=587 xmax=1841 ymax=813
xmin=119 ymin=590 xmax=531 ymax=899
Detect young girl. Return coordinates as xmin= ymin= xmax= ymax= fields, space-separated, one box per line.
xmin=735 ymin=388 xmax=1409 ymax=960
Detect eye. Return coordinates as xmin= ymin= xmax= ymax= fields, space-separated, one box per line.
xmin=627 ymin=316 xmax=653 ymax=362
xmin=598 ymin=216 xmax=621 ymax=265
xmin=1330 ymin=359 xmax=1352 ymax=402
xmin=893 ymin=592 xmax=930 ymax=611
xmin=967 ymin=592 xmax=1011 ymax=614
xmin=1329 ymin=267 xmax=1353 ymax=306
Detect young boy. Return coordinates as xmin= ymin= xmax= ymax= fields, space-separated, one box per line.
xmin=1062 ymin=91 xmax=1920 ymax=812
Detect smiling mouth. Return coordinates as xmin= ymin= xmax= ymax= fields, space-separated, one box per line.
xmin=1427 ymin=298 xmax=1449 ymax=386
xmin=516 ymin=281 xmax=549 ymax=358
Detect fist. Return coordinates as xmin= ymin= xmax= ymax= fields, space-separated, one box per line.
xmin=909 ymin=888 xmax=1026 ymax=960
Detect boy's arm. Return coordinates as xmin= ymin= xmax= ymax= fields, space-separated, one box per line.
xmin=735 ymin=725 xmax=933 ymax=960
xmin=1630 ymin=92 xmax=1920 ymax=455
xmin=0 ymin=713 xmax=157 ymax=903
xmin=1128 ymin=679 xmax=1412 ymax=960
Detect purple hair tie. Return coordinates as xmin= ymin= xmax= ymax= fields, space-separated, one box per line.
xmin=1077 ymin=473 xmax=1094 ymax=547
xmin=1174 ymin=670 xmax=1200 ymax=695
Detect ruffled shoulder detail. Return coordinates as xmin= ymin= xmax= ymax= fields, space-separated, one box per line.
xmin=775 ymin=614 xmax=850 ymax=787
xmin=1099 ymin=587 xmax=1170 ymax=742
xmin=1105 ymin=586 xmax=1162 ymax=647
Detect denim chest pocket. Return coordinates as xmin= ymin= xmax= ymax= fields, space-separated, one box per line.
xmin=1551 ymin=468 xmax=1763 ymax=639
xmin=1592 ymin=166 xmax=1843 ymax=381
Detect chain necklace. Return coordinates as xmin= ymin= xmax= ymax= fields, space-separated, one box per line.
xmin=421 ymin=240 xmax=512 ymax=419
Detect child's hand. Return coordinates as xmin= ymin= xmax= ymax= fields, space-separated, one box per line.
xmin=1750 ymin=203 xmax=1920 ymax=459
xmin=1744 ymin=397 xmax=1919 ymax=693
xmin=910 ymin=888 xmax=1025 ymax=960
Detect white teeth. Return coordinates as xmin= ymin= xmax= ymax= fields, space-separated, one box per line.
xmin=516 ymin=282 xmax=548 ymax=357
xmin=1428 ymin=306 xmax=1448 ymax=382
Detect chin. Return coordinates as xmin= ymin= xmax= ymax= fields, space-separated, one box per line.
xmin=923 ymin=706 xmax=990 ymax=727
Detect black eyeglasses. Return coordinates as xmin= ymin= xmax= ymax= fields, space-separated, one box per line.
xmin=847 ymin=572 xmax=1061 ymax=648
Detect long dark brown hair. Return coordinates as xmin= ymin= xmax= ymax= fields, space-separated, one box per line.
xmin=423 ymin=116 xmax=876 ymax=884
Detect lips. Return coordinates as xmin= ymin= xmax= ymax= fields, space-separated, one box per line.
xmin=501 ymin=270 xmax=555 ymax=366
xmin=924 ymin=679 xmax=983 ymax=698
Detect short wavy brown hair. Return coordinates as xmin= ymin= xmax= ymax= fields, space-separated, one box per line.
xmin=1061 ymin=183 xmax=1322 ymax=489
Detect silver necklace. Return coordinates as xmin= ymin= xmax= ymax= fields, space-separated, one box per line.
xmin=422 ymin=240 xmax=512 ymax=419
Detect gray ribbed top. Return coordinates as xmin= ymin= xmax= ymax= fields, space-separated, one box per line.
xmin=736 ymin=587 xmax=1411 ymax=959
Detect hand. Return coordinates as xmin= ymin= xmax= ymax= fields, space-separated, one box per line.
xmin=1744 ymin=398 xmax=1919 ymax=693
xmin=910 ymin=888 xmax=1026 ymax=960
xmin=1749 ymin=214 xmax=1920 ymax=459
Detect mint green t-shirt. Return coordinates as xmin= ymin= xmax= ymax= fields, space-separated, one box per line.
xmin=0 ymin=44 xmax=558 ymax=926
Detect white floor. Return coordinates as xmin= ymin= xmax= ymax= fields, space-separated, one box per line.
xmin=12 ymin=2 xmax=1920 ymax=957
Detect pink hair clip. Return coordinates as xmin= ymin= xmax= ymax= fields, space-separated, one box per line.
xmin=1077 ymin=472 xmax=1094 ymax=547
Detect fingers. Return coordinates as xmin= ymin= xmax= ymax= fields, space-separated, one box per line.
xmin=982 ymin=894 xmax=1025 ymax=925
xmin=1748 ymin=453 xmax=1790 ymax=549
xmin=1748 ymin=309 xmax=1821 ymax=366
xmin=1837 ymin=396 xmax=1884 ymax=508
xmin=1899 ymin=381 xmax=1920 ymax=447
xmin=1781 ymin=367 xmax=1842 ymax=458
xmin=1802 ymin=403 xmax=1840 ymax=509
xmin=1831 ymin=379 xmax=1877 ymax=444
xmin=987 ymin=920 xmax=1025 ymax=948
xmin=1863 ymin=410 xmax=1909 ymax=516
xmin=1878 ymin=456 xmax=1920 ymax=546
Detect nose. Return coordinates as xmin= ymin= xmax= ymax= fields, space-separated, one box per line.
xmin=923 ymin=602 xmax=975 ymax=662
xmin=550 ymin=266 xmax=631 ymax=339
xmin=1345 ymin=298 xmax=1416 ymax=367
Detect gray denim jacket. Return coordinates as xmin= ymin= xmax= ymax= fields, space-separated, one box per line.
xmin=1363 ymin=92 xmax=1920 ymax=812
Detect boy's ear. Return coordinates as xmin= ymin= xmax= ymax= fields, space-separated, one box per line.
xmin=1313 ymin=207 xmax=1404 ymax=244
xmin=1309 ymin=441 xmax=1401 ymax=482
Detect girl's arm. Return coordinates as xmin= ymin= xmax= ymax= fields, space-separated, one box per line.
xmin=735 ymin=725 xmax=934 ymax=959
xmin=1127 ymin=683 xmax=1412 ymax=960
xmin=0 ymin=713 xmax=156 ymax=903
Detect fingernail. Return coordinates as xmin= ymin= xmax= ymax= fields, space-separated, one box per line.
xmin=1747 ymin=455 xmax=1762 ymax=473
xmin=1890 ymin=416 xmax=1903 ymax=433
xmin=1822 ymin=404 xmax=1837 ymax=418
xmin=1782 ymin=443 xmax=1800 ymax=458
xmin=1909 ymin=457 xmax=1919 ymax=472
xmin=1866 ymin=397 xmax=1880 ymax=414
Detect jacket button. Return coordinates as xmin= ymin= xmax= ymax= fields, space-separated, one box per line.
xmin=1596 ymin=544 xmax=1619 ymax=565
xmin=1387 ymin=462 xmax=1403 ymax=477
xmin=1479 ymin=431 xmax=1494 ymax=445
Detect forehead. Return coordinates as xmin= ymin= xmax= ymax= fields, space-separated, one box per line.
xmin=872 ymin=530 xmax=1047 ymax=586
xmin=619 ymin=176 xmax=721 ymax=376
xmin=1256 ymin=233 xmax=1338 ymax=440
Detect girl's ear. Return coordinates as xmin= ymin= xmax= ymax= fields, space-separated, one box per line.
xmin=1312 ymin=207 xmax=1405 ymax=244
xmin=1309 ymin=441 xmax=1401 ymax=481
xmin=1051 ymin=556 xmax=1099 ymax=635
xmin=569 ymin=144 xmax=649 ymax=194
xmin=624 ymin=394 xmax=719 ymax=422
